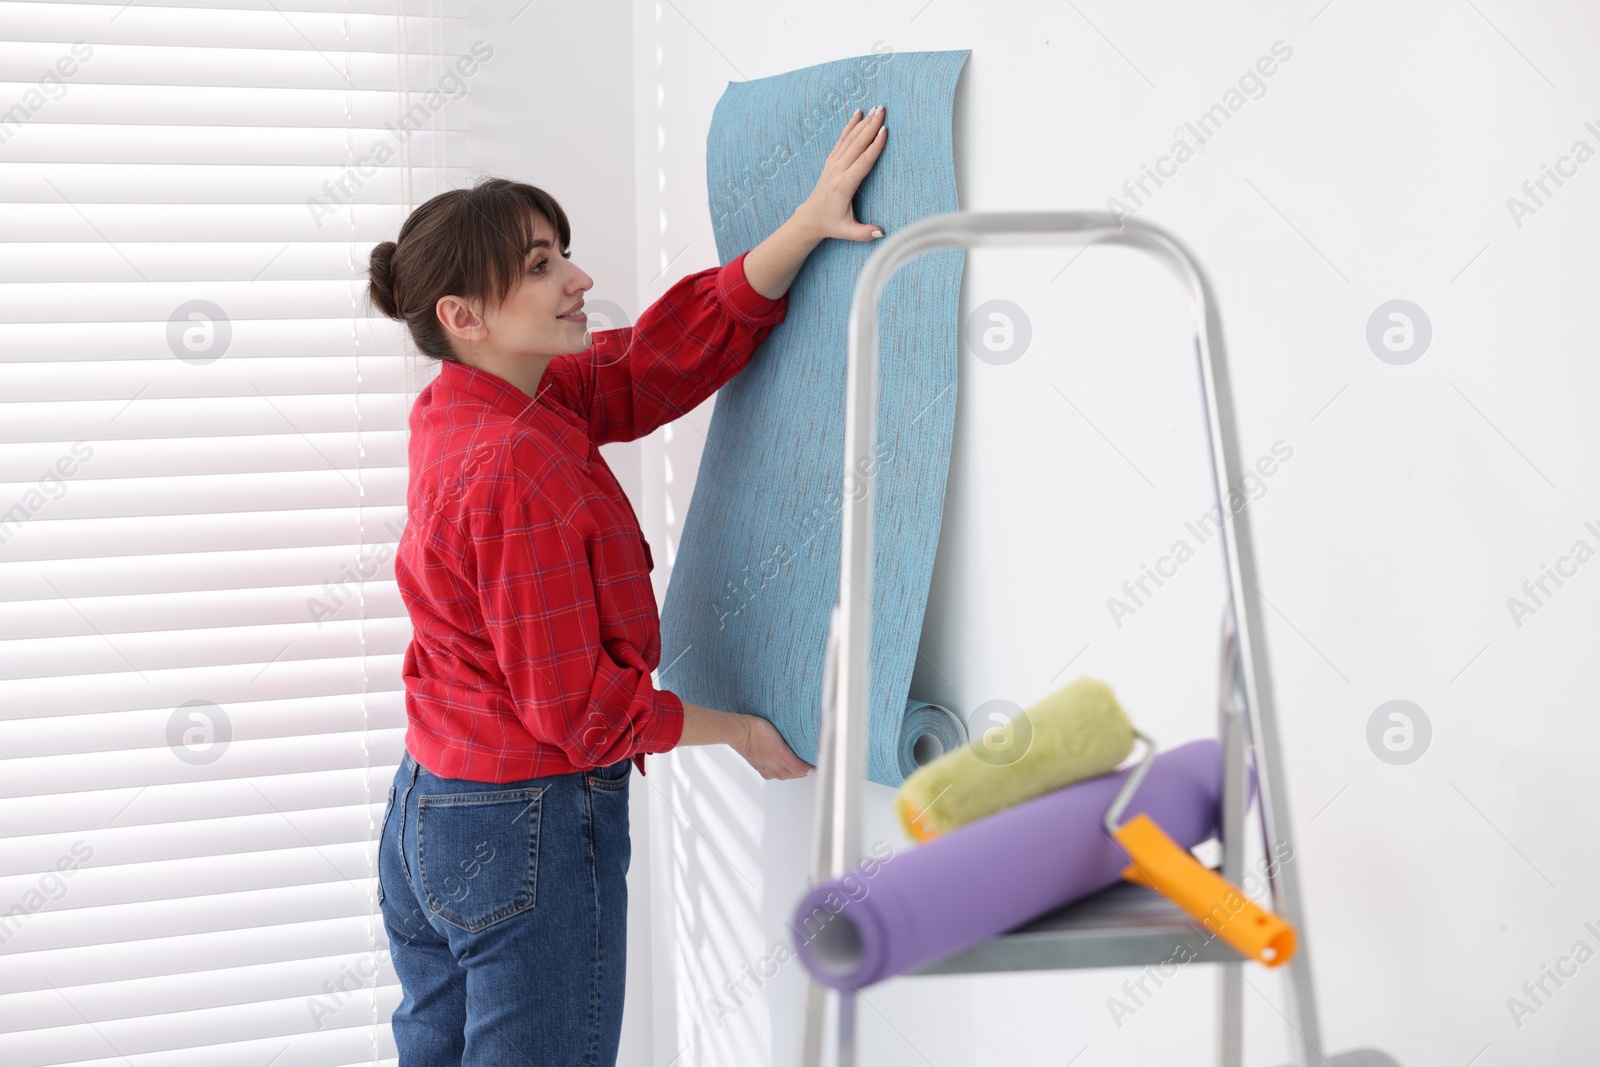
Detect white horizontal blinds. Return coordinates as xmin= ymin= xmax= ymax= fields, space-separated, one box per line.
xmin=0 ymin=0 xmax=466 ymax=1063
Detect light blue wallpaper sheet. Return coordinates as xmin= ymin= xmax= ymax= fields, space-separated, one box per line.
xmin=658 ymin=49 xmax=970 ymax=786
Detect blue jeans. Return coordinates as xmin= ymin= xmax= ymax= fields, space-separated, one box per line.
xmin=378 ymin=748 xmax=633 ymax=1066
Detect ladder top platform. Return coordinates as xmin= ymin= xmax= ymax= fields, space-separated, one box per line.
xmin=909 ymin=873 xmax=1247 ymax=976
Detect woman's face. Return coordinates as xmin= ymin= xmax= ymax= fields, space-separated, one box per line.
xmin=471 ymin=213 xmax=595 ymax=359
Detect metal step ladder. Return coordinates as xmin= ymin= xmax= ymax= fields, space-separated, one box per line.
xmin=796 ymin=211 xmax=1403 ymax=1067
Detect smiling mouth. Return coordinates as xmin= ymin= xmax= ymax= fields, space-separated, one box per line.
xmin=558 ymin=304 xmax=586 ymax=322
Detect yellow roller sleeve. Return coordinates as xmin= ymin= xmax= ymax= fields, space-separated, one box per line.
xmin=896 ymin=676 xmax=1137 ymax=842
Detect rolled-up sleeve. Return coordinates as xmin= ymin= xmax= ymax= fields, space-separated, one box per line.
xmin=468 ymin=477 xmax=685 ymax=770
xmin=550 ymin=249 xmax=789 ymax=445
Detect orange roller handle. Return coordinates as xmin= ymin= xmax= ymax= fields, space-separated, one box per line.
xmin=1111 ymin=812 xmax=1297 ymax=968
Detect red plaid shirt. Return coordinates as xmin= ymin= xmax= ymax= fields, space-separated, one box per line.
xmin=395 ymin=250 xmax=787 ymax=783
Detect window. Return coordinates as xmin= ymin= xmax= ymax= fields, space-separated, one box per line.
xmin=0 ymin=1 xmax=470 ymax=1060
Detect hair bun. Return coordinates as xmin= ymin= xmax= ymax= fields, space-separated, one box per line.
xmin=367 ymin=240 xmax=401 ymax=319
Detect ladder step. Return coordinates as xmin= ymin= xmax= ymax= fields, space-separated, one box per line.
xmin=907 ymin=876 xmax=1247 ymax=975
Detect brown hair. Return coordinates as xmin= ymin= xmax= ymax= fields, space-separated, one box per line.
xmin=365 ymin=176 xmax=571 ymax=362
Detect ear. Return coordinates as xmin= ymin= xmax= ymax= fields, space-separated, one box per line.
xmin=436 ymin=294 xmax=488 ymax=343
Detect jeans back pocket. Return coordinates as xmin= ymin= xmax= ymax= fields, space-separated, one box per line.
xmin=416 ymin=787 xmax=542 ymax=932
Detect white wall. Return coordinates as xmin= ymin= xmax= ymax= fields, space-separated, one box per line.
xmin=483 ymin=1 xmax=1600 ymax=1065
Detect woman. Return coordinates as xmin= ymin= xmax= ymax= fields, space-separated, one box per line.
xmin=367 ymin=104 xmax=889 ymax=1065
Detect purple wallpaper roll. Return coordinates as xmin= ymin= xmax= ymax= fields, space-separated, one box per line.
xmin=790 ymin=739 xmax=1256 ymax=990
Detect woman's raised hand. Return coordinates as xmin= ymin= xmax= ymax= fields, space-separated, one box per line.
xmin=797 ymin=105 xmax=889 ymax=243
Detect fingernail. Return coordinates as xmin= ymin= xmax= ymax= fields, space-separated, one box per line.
xmin=871 ymin=229 xmax=884 ymax=239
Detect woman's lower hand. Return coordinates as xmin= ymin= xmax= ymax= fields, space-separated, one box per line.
xmin=732 ymin=714 xmax=814 ymax=781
